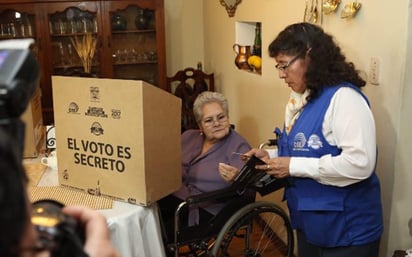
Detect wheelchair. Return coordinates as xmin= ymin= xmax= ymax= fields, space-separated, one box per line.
xmin=164 ymin=139 xmax=295 ymax=257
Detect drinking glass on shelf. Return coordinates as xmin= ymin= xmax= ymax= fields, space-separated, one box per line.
xmin=114 ymin=49 xmax=122 ymax=63
xmin=132 ymin=48 xmax=137 ymax=63
xmin=9 ymin=23 xmax=17 ymax=37
xmin=129 ymin=48 xmax=137 ymax=63
xmin=93 ymin=18 xmax=98 ymax=33
xmin=147 ymin=50 xmax=157 ymax=61
xmin=49 ymin=21 xmax=54 ymax=34
xmin=26 ymin=21 xmax=33 ymax=37
xmin=21 ymin=20 xmax=33 ymax=37
xmin=115 ymin=49 xmax=121 ymax=63
xmin=66 ymin=43 xmax=74 ymax=65
xmin=0 ymin=24 xmax=6 ymax=37
xmin=55 ymin=19 xmax=66 ymax=34
xmin=142 ymin=51 xmax=149 ymax=61
xmin=136 ymin=53 xmax=144 ymax=62
xmin=68 ymin=19 xmax=77 ymax=34
xmin=81 ymin=17 xmax=88 ymax=33
xmin=58 ymin=42 xmax=66 ymax=66
xmin=19 ymin=21 xmax=26 ymax=37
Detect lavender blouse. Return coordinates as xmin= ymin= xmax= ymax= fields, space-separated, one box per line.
xmin=173 ymin=129 xmax=251 ymax=223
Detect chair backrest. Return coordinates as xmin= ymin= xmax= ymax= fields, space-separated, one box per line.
xmin=166 ymin=67 xmax=215 ymax=133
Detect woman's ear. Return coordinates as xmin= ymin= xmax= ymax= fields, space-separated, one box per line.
xmin=198 ymin=124 xmax=203 ymax=135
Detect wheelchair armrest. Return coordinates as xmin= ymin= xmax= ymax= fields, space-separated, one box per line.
xmin=258 ymin=138 xmax=278 ymax=149
xmin=185 ymin=185 xmax=240 ymax=205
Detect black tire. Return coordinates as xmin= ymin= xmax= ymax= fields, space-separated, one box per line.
xmin=210 ymin=201 xmax=294 ymax=257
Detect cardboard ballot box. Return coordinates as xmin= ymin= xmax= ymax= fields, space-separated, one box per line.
xmin=21 ymin=85 xmax=45 ymax=158
xmin=52 ymin=76 xmax=182 ymax=206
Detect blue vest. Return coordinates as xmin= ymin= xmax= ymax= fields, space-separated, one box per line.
xmin=278 ymin=84 xmax=383 ymax=247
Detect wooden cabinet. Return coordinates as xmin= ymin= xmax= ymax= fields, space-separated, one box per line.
xmin=0 ymin=0 xmax=166 ymax=124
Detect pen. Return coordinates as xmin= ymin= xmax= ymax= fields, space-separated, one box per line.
xmin=232 ymin=152 xmax=251 ymax=159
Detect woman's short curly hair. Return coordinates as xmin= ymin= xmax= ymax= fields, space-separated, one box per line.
xmin=193 ymin=91 xmax=229 ymax=123
xmin=268 ymin=22 xmax=365 ymax=102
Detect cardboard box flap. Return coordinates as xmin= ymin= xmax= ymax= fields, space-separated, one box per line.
xmin=52 ymin=76 xmax=182 ymax=205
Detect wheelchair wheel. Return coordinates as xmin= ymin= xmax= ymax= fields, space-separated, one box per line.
xmin=210 ymin=201 xmax=294 ymax=257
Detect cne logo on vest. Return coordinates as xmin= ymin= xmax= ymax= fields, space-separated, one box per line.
xmin=293 ymin=133 xmax=323 ymax=151
xmin=307 ymin=134 xmax=323 ymax=150
xmin=293 ymin=132 xmax=307 ymax=151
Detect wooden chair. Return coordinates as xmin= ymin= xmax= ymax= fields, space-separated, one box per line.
xmin=166 ymin=67 xmax=215 ymax=133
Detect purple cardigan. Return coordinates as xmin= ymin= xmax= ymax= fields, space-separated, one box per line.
xmin=173 ymin=129 xmax=251 ymax=224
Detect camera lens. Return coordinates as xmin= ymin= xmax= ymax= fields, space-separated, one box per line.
xmin=31 ymin=200 xmax=87 ymax=257
xmin=32 ymin=200 xmax=69 ymax=249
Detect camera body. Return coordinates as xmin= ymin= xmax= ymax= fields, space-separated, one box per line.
xmin=31 ymin=200 xmax=87 ymax=257
xmin=0 ymin=47 xmax=38 ymax=119
xmin=0 ymin=40 xmax=39 ymax=159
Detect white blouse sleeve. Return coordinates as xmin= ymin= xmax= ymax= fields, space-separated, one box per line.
xmin=289 ymin=87 xmax=377 ymax=187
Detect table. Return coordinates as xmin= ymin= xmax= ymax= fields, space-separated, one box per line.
xmin=100 ymin=200 xmax=166 ymax=257
xmin=31 ymin=160 xmax=166 ymax=257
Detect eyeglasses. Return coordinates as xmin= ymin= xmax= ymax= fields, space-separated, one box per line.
xmin=275 ymin=54 xmax=301 ymax=72
xmin=202 ymin=113 xmax=228 ymax=127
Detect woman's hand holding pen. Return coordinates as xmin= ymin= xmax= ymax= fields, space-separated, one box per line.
xmin=241 ymin=148 xmax=270 ymax=161
xmin=218 ymin=163 xmax=239 ymax=182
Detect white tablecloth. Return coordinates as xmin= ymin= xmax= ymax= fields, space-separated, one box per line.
xmin=35 ymin=164 xmax=166 ymax=257
xmin=100 ymin=201 xmax=166 ymax=257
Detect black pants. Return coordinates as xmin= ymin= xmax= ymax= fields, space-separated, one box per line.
xmin=297 ymin=230 xmax=381 ymax=257
xmin=157 ymin=195 xmax=214 ymax=246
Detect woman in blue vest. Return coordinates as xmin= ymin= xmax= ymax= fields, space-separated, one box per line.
xmin=245 ymin=22 xmax=383 ymax=257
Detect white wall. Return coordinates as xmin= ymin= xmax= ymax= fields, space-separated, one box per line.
xmin=164 ymin=0 xmax=412 ymax=255
xmin=164 ymin=0 xmax=204 ymax=75
xmin=388 ymin=0 xmax=412 ymax=251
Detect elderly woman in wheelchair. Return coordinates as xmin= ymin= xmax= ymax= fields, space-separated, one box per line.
xmin=158 ymin=91 xmax=294 ymax=257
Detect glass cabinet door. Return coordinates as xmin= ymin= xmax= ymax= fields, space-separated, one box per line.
xmin=0 ymin=7 xmax=39 ymax=58
xmin=0 ymin=9 xmax=35 ymax=39
xmin=108 ymin=5 xmax=158 ymax=85
xmin=48 ymin=6 xmax=100 ymax=77
xmin=0 ymin=6 xmax=52 ymax=121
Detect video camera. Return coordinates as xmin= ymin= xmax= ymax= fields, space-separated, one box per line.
xmin=0 ymin=40 xmax=86 ymax=257
xmin=0 ymin=44 xmax=38 ymax=118
xmin=0 ymin=39 xmax=39 ymax=159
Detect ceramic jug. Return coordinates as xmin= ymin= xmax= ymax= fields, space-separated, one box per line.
xmin=233 ymin=44 xmax=252 ymax=70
